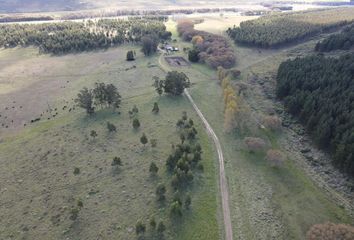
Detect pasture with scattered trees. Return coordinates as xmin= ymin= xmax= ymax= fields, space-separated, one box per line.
xmin=277 ymin=53 xmax=354 ymax=176
xmin=227 ymin=8 xmax=354 ymax=48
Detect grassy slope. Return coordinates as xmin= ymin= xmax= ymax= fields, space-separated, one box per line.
xmin=0 ymin=44 xmax=220 ymax=239
xmin=166 ymin=18 xmax=353 ymax=239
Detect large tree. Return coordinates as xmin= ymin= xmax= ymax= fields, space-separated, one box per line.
xmin=75 ymin=87 xmax=95 ymax=114
xmin=141 ymin=34 xmax=158 ymax=56
xmin=163 ymin=71 xmax=190 ymax=96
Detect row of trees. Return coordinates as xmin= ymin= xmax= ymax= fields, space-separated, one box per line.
xmin=0 ymin=19 xmax=171 ymax=54
xmin=227 ymin=9 xmax=354 ymax=48
xmin=177 ymin=20 xmax=236 ymax=69
xmin=276 ymin=54 xmax=354 ymax=176
xmin=315 ymin=23 xmax=354 ymax=52
xmin=75 ymin=82 xmax=121 ymax=114
xmin=217 ymin=67 xmax=251 ymax=133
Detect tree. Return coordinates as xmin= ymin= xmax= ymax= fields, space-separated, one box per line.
xmin=170 ymin=201 xmax=182 ymax=217
xmin=163 ymin=71 xmax=190 ymax=96
xmin=107 ymin=122 xmax=117 ymax=132
xmin=90 ymin=130 xmax=97 ymax=139
xmin=153 ymin=76 xmax=164 ymax=96
xmin=133 ymin=118 xmax=141 ymax=130
xmin=244 ymin=137 xmax=266 ymax=153
xmin=156 ymin=183 xmax=166 ymax=201
xmin=126 ymin=50 xmax=135 ymax=61
xmin=140 ymin=133 xmax=148 ymax=146
xmin=185 ymin=194 xmax=192 ymax=209
xmin=111 ymin=157 xmax=122 ymax=166
xmin=150 ymin=217 xmax=156 ymax=230
xmin=149 ymin=162 xmax=159 ymax=175
xmin=135 ymin=220 xmax=146 ymax=235
xmin=141 ymin=34 xmax=158 ymax=56
xmin=157 ymin=221 xmax=166 ymax=236
xmin=266 ymin=149 xmax=285 ymax=167
xmin=75 ymin=87 xmax=94 ymax=114
xmin=150 ymin=139 xmax=157 ymax=148
xmin=73 ymin=167 xmax=80 ymax=175
xmin=152 ymin=102 xmax=159 ymax=114
xmin=306 ymin=222 xmax=354 ymax=240
xmin=188 ymin=48 xmax=200 ymax=62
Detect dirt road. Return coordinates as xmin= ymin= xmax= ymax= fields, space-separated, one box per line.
xmin=184 ymin=89 xmax=233 ymax=240
xmin=158 ymin=53 xmax=233 ymax=240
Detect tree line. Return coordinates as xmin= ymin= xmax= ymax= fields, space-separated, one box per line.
xmin=177 ymin=20 xmax=236 ymax=69
xmin=0 ymin=19 xmax=170 ymax=54
xmin=227 ymin=8 xmax=354 ymax=48
xmin=276 ymin=54 xmax=354 ymax=177
xmin=315 ymin=23 xmax=354 ymax=52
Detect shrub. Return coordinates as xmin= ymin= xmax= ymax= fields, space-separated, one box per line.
xmin=133 ymin=118 xmax=141 ymax=129
xmin=263 ymin=115 xmax=282 ymax=131
xmin=111 ymin=157 xmax=122 ymax=166
xmin=244 ymin=137 xmax=266 ymax=153
xmin=107 ymin=122 xmax=117 ymax=132
xmin=73 ymin=167 xmax=80 ymax=175
xmin=126 ymin=50 xmax=135 ymax=61
xmin=266 ymin=149 xmax=285 ymax=167
xmin=306 ymin=222 xmax=354 ymax=240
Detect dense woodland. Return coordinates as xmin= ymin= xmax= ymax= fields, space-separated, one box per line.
xmin=276 ymin=54 xmax=354 ymax=176
xmin=227 ymin=8 xmax=354 ymax=48
xmin=315 ymin=24 xmax=354 ymax=52
xmin=0 ymin=19 xmax=170 ymax=54
xmin=177 ymin=20 xmax=235 ymax=69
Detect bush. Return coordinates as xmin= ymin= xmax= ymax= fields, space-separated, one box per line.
xmin=188 ymin=48 xmax=200 ymax=62
xmin=107 ymin=122 xmax=117 ymax=132
xmin=263 ymin=115 xmax=282 ymax=131
xmin=244 ymin=137 xmax=266 ymax=153
xmin=133 ymin=118 xmax=140 ymax=129
xmin=266 ymin=149 xmax=285 ymax=167
xmin=126 ymin=50 xmax=135 ymax=61
xmin=306 ymin=222 xmax=354 ymax=240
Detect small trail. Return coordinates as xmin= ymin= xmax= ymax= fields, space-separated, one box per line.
xmin=158 ymin=53 xmax=233 ymax=240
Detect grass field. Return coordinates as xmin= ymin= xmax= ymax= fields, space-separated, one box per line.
xmin=163 ymin=18 xmax=354 ymax=239
xmin=0 ymin=44 xmax=221 ymax=239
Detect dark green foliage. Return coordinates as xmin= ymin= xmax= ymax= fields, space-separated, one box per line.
xmin=77 ymin=199 xmax=83 ymax=208
xmin=132 ymin=105 xmax=139 ymax=114
xmin=112 ymin=157 xmax=122 ymax=166
xmin=90 ymin=130 xmax=97 ymax=138
xmin=153 ymin=76 xmax=164 ymax=96
xmin=135 ymin=220 xmax=146 ymax=235
xmin=170 ymin=201 xmax=183 ymax=217
xmin=150 ymin=217 xmax=156 ymax=230
xmin=141 ymin=34 xmax=159 ymax=56
xmin=315 ymin=24 xmax=354 ymax=52
xmin=276 ymin=54 xmax=354 ymax=176
xmin=106 ymin=122 xmax=117 ymax=132
xmin=75 ymin=87 xmax=95 ymax=114
xmin=153 ymin=71 xmax=190 ymax=96
xmin=163 ymin=71 xmax=190 ymax=96
xmin=185 ymin=194 xmax=191 ymax=209
xmin=152 ymin=102 xmax=159 ymax=114
xmin=188 ymin=48 xmax=200 ymax=62
xmin=133 ymin=118 xmax=141 ymax=129
xmin=140 ymin=133 xmax=148 ymax=146
xmin=150 ymin=139 xmax=157 ymax=148
xmin=93 ymin=82 xmax=121 ymax=109
xmin=0 ymin=19 xmax=170 ymax=54
xmin=156 ymin=183 xmax=166 ymax=201
xmin=73 ymin=167 xmax=80 ymax=175
xmin=157 ymin=221 xmax=166 ymax=235
xmin=149 ymin=162 xmax=159 ymax=175
xmin=227 ymin=12 xmax=352 ymax=48
xmin=126 ymin=50 xmax=135 ymax=61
